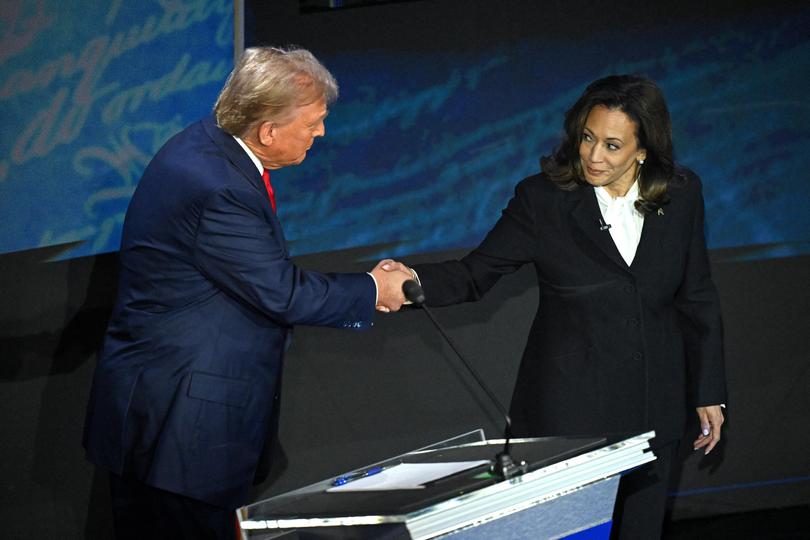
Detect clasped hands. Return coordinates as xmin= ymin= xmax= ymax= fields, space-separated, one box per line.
xmin=370 ymin=259 xmax=416 ymax=313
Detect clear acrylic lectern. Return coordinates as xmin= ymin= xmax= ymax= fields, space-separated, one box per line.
xmin=238 ymin=430 xmax=655 ymax=539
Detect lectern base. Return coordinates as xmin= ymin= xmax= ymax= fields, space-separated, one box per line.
xmin=442 ymin=476 xmax=618 ymax=539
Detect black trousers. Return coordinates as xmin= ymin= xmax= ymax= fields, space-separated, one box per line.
xmin=611 ymin=442 xmax=678 ymax=540
xmin=109 ymin=473 xmax=238 ymax=540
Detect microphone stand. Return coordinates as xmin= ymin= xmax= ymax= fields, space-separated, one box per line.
xmin=403 ymin=280 xmax=527 ymax=480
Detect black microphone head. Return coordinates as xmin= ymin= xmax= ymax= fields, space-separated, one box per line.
xmin=402 ymin=280 xmax=425 ymax=305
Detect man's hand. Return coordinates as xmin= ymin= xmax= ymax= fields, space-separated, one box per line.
xmin=694 ymin=405 xmax=724 ymax=455
xmin=378 ymin=259 xmax=414 ymax=276
xmin=370 ymin=260 xmax=413 ymax=312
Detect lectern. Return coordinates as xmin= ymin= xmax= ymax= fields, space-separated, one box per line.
xmin=238 ymin=431 xmax=655 ymax=539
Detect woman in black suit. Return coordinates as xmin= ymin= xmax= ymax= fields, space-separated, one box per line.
xmin=383 ymin=75 xmax=726 ymax=538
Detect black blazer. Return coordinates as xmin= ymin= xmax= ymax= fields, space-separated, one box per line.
xmin=413 ymin=170 xmax=726 ymax=442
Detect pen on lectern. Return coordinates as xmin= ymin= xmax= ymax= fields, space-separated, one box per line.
xmin=331 ymin=465 xmax=390 ymax=487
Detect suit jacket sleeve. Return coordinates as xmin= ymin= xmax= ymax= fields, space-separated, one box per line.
xmin=193 ymin=184 xmax=375 ymax=328
xmin=674 ymin=173 xmax=727 ymax=406
xmin=413 ymin=178 xmax=538 ymax=306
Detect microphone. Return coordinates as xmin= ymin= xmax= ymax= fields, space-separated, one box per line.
xmin=598 ymin=218 xmax=611 ymax=231
xmin=402 ymin=280 xmax=527 ymax=480
xmin=402 ymin=279 xmax=425 ymax=305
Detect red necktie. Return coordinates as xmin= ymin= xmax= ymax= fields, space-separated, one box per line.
xmin=261 ymin=169 xmax=276 ymax=212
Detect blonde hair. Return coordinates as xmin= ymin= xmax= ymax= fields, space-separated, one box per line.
xmin=214 ymin=46 xmax=338 ymax=136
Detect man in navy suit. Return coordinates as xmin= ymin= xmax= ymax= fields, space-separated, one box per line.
xmin=83 ymin=46 xmax=412 ymax=539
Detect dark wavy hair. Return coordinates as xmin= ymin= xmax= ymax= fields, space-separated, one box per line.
xmin=541 ymin=75 xmax=674 ymax=214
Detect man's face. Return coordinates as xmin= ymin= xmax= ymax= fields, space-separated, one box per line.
xmin=265 ymin=97 xmax=328 ymax=169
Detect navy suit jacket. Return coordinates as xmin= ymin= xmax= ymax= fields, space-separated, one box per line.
xmin=413 ymin=170 xmax=726 ymax=444
xmin=83 ymin=115 xmax=376 ymax=508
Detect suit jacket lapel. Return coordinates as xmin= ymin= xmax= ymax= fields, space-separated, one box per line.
xmin=202 ymin=115 xmax=266 ymax=197
xmin=201 ymin=115 xmax=288 ymax=250
xmin=569 ymin=185 xmax=631 ymax=272
xmin=630 ymin=204 xmax=667 ymax=272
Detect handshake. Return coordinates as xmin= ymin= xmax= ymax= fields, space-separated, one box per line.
xmin=369 ymin=259 xmax=417 ymax=313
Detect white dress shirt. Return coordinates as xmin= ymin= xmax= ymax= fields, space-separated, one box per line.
xmin=594 ymin=181 xmax=644 ymax=266
xmin=233 ymin=136 xmax=264 ymax=174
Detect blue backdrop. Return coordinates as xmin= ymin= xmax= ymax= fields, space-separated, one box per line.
xmin=2 ymin=2 xmax=808 ymax=262
xmin=0 ymin=0 xmax=232 ymax=258
xmin=270 ymin=7 xmax=810 ymax=261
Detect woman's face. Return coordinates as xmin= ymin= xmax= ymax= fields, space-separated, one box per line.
xmin=578 ymin=105 xmax=646 ymax=197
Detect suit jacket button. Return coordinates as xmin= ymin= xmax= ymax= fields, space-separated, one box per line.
xmin=632 ymin=351 xmax=643 ymax=361
xmin=628 ymin=317 xmax=639 ymax=327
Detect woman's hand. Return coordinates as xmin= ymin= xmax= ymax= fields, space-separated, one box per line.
xmin=694 ymin=405 xmax=724 ymax=455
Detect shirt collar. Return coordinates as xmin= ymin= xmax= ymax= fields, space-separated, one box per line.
xmin=233 ymin=136 xmax=264 ymax=175
xmin=595 ymin=180 xmax=639 ymax=207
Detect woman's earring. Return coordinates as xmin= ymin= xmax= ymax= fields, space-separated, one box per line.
xmin=638 ymin=158 xmax=645 ymax=165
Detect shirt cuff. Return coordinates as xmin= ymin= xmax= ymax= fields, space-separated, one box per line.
xmin=401 ymin=267 xmax=419 ymax=305
xmin=366 ymin=272 xmax=379 ymax=306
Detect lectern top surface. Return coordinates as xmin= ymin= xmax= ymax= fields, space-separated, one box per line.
xmin=242 ymin=436 xmax=606 ymax=520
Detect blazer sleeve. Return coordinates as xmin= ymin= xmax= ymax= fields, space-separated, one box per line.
xmin=192 ymin=185 xmax=376 ymax=328
xmin=413 ymin=177 xmax=539 ymax=307
xmin=674 ymin=173 xmax=727 ymax=406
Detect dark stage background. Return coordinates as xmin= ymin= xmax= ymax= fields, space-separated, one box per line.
xmin=1 ymin=0 xmax=808 ymax=537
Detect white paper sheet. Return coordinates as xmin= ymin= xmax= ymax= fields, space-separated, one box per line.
xmin=327 ymin=460 xmax=490 ymax=492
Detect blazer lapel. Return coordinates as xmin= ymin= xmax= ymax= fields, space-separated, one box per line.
xmin=201 ymin=115 xmax=289 ymax=251
xmin=630 ymin=205 xmax=667 ymax=272
xmin=202 ymin=115 xmax=266 ymax=197
xmin=569 ymin=185 xmax=631 ymax=272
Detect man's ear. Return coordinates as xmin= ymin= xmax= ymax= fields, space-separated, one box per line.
xmin=258 ymin=121 xmax=275 ymax=146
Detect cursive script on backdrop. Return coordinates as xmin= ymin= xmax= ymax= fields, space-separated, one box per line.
xmin=0 ymin=0 xmax=232 ymax=256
